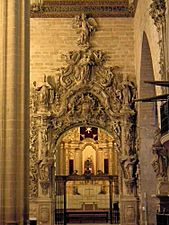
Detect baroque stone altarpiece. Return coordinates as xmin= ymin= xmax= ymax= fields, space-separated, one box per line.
xmin=29 ymin=13 xmax=139 ymax=225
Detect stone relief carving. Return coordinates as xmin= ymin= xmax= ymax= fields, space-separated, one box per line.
xmin=151 ymin=128 xmax=168 ymax=181
xmin=30 ymin=13 xmax=138 ymax=200
xmin=39 ymin=206 xmax=50 ymax=223
xmin=120 ymin=153 xmax=138 ymax=195
xmin=72 ymin=13 xmax=97 ymax=48
xmin=150 ymin=0 xmax=167 ymax=82
xmin=29 ymin=118 xmax=38 ymax=198
xmin=149 ymin=0 xmax=166 ymax=31
xmin=38 ymin=120 xmax=54 ymax=195
xmin=120 ymin=76 xmax=136 ymax=111
xmin=38 ymin=149 xmax=54 ymax=182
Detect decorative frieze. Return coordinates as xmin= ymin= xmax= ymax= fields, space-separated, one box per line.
xmin=30 ymin=0 xmax=138 ymax=18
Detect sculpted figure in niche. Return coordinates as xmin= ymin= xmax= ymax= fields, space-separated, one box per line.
xmin=120 ymin=76 xmax=136 ymax=109
xmin=39 ymin=85 xmax=49 ymax=106
xmin=38 ymin=149 xmax=54 ymax=182
xmin=79 ymin=51 xmax=94 ymax=83
xmin=84 ymin=156 xmax=94 ymax=174
xmin=151 ymin=128 xmax=168 ymax=180
xmin=37 ymin=75 xmax=55 ymax=111
xmin=121 ymin=154 xmax=138 ymax=180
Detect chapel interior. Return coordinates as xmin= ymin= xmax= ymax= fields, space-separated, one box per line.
xmin=1 ymin=1 xmax=169 ymax=225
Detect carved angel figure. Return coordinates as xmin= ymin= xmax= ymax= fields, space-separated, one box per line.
xmin=73 ymin=13 xmax=97 ymax=47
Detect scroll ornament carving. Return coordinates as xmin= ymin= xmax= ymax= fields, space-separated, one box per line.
xmin=150 ymin=0 xmax=166 ymax=82
xmin=34 ymin=49 xmax=136 ymax=116
xmin=149 ymin=0 xmax=166 ymax=31
xmin=30 ymin=2 xmax=44 ymax=13
xmin=29 ymin=118 xmax=38 ymax=198
xmin=151 ymin=128 xmax=168 ymax=181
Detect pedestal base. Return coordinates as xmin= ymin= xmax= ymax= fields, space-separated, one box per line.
xmin=30 ymin=199 xmax=54 ymax=225
xmin=120 ymin=196 xmax=139 ymax=225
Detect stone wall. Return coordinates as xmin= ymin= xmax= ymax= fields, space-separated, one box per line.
xmin=30 ymin=17 xmax=135 ymax=83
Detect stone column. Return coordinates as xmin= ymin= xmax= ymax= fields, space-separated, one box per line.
xmin=109 ymin=148 xmax=113 ymax=175
xmin=0 ymin=1 xmax=30 ymax=225
xmin=60 ymin=144 xmax=64 ymax=175
xmin=120 ymin=112 xmax=139 ymax=225
xmin=97 ymin=148 xmax=103 ymax=172
xmin=75 ymin=148 xmax=82 ymax=174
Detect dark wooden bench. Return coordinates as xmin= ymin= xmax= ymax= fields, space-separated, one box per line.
xmin=66 ymin=210 xmax=109 ymax=223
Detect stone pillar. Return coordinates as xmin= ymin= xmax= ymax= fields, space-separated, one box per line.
xmin=97 ymin=148 xmax=103 ymax=172
xmin=109 ymin=148 xmax=113 ymax=175
xmin=60 ymin=144 xmax=64 ymax=175
xmin=75 ymin=148 xmax=82 ymax=174
xmin=120 ymin=112 xmax=139 ymax=225
xmin=0 ymin=1 xmax=30 ymax=225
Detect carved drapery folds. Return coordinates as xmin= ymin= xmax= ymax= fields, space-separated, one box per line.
xmin=30 ymin=13 xmax=138 ymax=199
xmin=151 ymin=128 xmax=168 ymax=181
xmin=150 ymin=0 xmax=167 ymax=82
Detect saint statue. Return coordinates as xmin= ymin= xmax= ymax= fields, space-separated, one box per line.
xmin=84 ymin=156 xmax=93 ymax=174
xmin=38 ymin=149 xmax=54 ymax=182
xmin=120 ymin=76 xmax=136 ymax=109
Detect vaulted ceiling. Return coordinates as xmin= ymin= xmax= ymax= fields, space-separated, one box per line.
xmin=30 ymin=0 xmax=138 ymax=18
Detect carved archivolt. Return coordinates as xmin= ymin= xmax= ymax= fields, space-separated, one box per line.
xmin=29 ymin=13 xmax=138 ymax=198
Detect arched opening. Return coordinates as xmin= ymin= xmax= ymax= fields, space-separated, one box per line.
xmin=54 ymin=126 xmax=120 ymax=224
xmin=138 ymin=32 xmax=158 ymax=225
